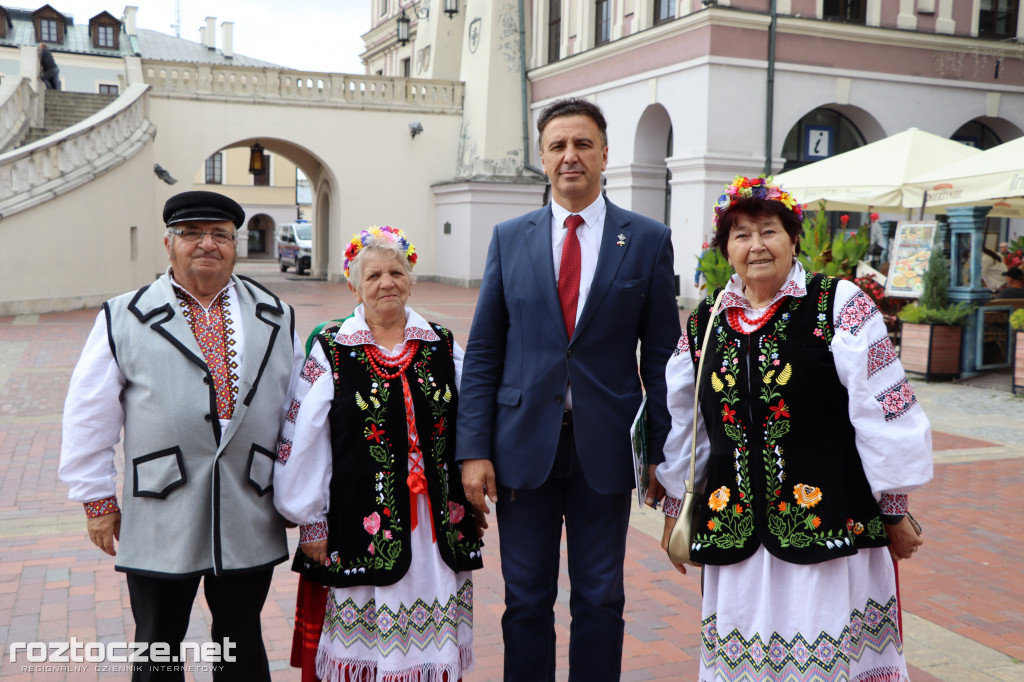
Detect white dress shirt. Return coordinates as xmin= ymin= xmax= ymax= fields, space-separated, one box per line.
xmin=550 ymin=194 xmax=606 ymax=410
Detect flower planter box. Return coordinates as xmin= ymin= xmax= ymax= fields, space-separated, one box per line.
xmin=899 ymin=322 xmax=962 ymax=382
xmin=1015 ymin=330 xmax=1024 ymax=394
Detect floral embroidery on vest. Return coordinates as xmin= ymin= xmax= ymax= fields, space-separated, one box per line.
xmin=177 ymin=288 xmax=238 ymax=419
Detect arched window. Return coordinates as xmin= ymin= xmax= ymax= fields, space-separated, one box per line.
xmin=952 ymin=120 xmax=1002 ymax=150
xmin=780 ymin=108 xmax=865 ymax=172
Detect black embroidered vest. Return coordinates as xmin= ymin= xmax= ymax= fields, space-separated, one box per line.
xmin=294 ymin=323 xmax=483 ymax=587
xmin=687 ymin=273 xmax=887 ymax=566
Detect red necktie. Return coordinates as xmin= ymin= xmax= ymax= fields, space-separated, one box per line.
xmin=558 ymin=214 xmax=584 ymax=338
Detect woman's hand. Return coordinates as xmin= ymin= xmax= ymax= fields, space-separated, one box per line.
xmin=885 ymin=516 xmax=923 ymax=561
xmin=660 ymin=515 xmax=688 ymax=575
xmin=302 ymin=539 xmax=328 ymax=565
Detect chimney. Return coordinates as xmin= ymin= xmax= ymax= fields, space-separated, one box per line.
xmin=123 ymin=5 xmax=138 ymax=36
xmin=199 ymin=25 xmax=206 ymax=46
xmin=222 ymin=21 xmax=233 ymax=58
xmin=205 ymin=16 xmax=216 ymax=49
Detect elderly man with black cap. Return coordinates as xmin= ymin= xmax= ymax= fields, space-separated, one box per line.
xmin=59 ymin=190 xmax=304 ymax=681
xmin=994 ymin=266 xmax=1024 ymax=299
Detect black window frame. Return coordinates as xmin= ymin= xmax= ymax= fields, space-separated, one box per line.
xmin=822 ymin=0 xmax=866 ymax=24
xmin=979 ymin=0 xmax=1019 ymax=37
xmin=98 ymin=83 xmax=118 ymax=95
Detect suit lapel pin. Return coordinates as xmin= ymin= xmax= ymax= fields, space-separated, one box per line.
xmin=616 ymin=233 xmax=626 ymax=246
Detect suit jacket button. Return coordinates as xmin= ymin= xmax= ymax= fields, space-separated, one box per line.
xmin=554 ymin=395 xmax=563 ymax=403
xmin=566 ymin=349 xmax=574 ymax=358
xmin=204 ymin=413 xmax=213 ymax=422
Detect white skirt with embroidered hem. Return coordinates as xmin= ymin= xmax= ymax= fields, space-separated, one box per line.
xmin=700 ymin=546 xmax=908 ymax=682
xmin=316 ymin=495 xmax=474 ymax=682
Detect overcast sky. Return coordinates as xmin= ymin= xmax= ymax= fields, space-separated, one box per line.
xmin=61 ymin=0 xmax=369 ymax=74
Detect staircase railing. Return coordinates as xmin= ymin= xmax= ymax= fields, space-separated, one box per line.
xmin=0 ymin=82 xmax=155 ymax=219
xmin=0 ymin=77 xmax=40 ymax=153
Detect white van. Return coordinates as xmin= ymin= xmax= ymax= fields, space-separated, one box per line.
xmin=276 ymin=222 xmax=312 ymax=275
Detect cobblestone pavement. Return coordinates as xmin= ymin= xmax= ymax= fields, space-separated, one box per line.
xmin=0 ymin=261 xmax=1022 ymax=681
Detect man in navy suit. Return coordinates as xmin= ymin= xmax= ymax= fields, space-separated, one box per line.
xmin=457 ymin=98 xmax=681 ymax=681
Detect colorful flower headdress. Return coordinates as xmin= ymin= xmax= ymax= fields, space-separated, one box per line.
xmin=713 ymin=175 xmax=804 ymax=226
xmin=343 ymin=225 xmax=418 ymax=278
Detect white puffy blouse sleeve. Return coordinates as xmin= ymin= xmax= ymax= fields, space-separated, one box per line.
xmin=656 ymin=328 xmax=712 ymax=515
xmin=830 ymin=280 xmax=933 ymax=497
xmin=273 ymin=340 xmax=335 ymax=532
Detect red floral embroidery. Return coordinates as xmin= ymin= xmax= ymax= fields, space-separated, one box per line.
xmin=837 ymin=290 xmax=879 ymax=336
xmin=879 ymin=493 xmax=908 ymax=516
xmin=662 ymin=495 xmax=682 ymax=518
xmin=300 ymin=520 xmax=328 ymax=543
xmin=674 ymin=333 xmax=690 ymax=356
xmin=867 ymin=336 xmax=899 ymax=378
xmin=875 ymin=378 xmax=917 ymax=421
xmin=276 ymin=437 xmax=292 ymax=464
xmin=84 ymin=496 xmax=120 ymax=518
xmin=366 ymin=423 xmax=386 ymax=443
xmin=178 ymin=289 xmax=238 ymax=420
xmin=300 ymin=356 xmax=327 ymax=385
xmin=722 ymin=405 xmax=736 ymax=423
xmin=769 ymin=399 xmax=790 ymax=420
xmin=286 ymin=399 xmax=300 ymax=423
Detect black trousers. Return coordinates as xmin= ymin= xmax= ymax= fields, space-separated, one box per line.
xmin=125 ymin=569 xmax=274 ymax=682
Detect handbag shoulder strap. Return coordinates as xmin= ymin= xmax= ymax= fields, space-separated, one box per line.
xmin=686 ymin=289 xmax=726 ymax=495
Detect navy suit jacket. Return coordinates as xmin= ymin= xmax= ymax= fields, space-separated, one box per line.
xmin=456 ymin=200 xmax=681 ymax=495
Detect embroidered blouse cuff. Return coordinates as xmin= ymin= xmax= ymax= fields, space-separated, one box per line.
xmin=880 ymin=492 xmax=908 ymax=524
xmin=299 ymin=520 xmax=328 ymax=544
xmin=84 ymin=496 xmax=120 ymax=518
xmin=662 ymin=495 xmax=683 ymax=519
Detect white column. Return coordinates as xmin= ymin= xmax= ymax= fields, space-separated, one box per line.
xmin=604 ymin=162 xmax=669 ymax=222
xmin=935 ymin=0 xmax=955 ymax=33
xmin=896 ymin=0 xmax=917 ymax=29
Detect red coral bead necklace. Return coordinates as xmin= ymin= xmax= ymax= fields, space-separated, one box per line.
xmin=726 ymin=297 xmax=786 ymax=334
xmin=364 ymin=340 xmax=420 ymax=379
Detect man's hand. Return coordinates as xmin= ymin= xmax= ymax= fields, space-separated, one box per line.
xmin=885 ymin=516 xmax=923 ymax=561
xmin=302 ymin=540 xmax=328 ymax=565
xmin=645 ymin=463 xmax=665 ymax=509
xmin=660 ymin=515 xmax=687 ymax=575
xmin=87 ymin=512 xmax=121 ymax=556
xmin=461 ymin=459 xmax=497 ymax=538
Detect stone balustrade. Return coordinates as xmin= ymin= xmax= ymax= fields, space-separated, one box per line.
xmin=0 ymin=82 xmax=155 ymax=219
xmin=0 ymin=78 xmax=40 ymax=153
xmin=141 ymin=62 xmax=464 ymax=112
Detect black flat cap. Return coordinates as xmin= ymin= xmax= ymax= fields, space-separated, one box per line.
xmin=1003 ymin=266 xmax=1024 ymax=280
xmin=163 ymin=191 xmax=245 ymax=228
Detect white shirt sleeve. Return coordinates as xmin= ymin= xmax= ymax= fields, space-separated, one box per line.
xmin=830 ymin=280 xmax=933 ymax=495
xmin=273 ymin=340 xmax=335 ymax=525
xmin=656 ymin=333 xmax=712 ymax=499
xmin=58 ymin=311 xmax=126 ymax=503
xmin=453 ymin=340 xmax=464 ymax=391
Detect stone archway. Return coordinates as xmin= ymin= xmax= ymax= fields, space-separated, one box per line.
xmin=315 ymin=183 xmax=332 ymax=279
xmin=245 ymin=213 xmax=276 ymax=258
xmin=630 ymin=104 xmax=673 ymax=223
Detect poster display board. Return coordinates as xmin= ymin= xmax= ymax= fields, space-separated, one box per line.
xmin=885 ymin=221 xmax=938 ymax=298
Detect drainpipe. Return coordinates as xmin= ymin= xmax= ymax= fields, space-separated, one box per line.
xmin=519 ymin=0 xmax=544 ymax=177
xmin=763 ymin=0 xmax=777 ymax=176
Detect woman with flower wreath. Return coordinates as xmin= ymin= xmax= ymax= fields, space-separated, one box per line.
xmin=657 ymin=176 xmax=933 ymax=681
xmin=274 ymin=226 xmax=483 ymax=682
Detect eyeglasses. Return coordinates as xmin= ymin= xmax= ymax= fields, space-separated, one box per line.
xmin=169 ymin=228 xmax=237 ymax=245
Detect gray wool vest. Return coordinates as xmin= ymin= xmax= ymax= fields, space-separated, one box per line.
xmin=104 ymin=273 xmax=294 ymax=577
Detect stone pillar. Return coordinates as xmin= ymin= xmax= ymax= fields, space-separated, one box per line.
xmin=946 ymin=206 xmax=991 ymax=377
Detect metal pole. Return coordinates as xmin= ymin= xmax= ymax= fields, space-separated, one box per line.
xmin=763 ymin=0 xmax=777 ymax=176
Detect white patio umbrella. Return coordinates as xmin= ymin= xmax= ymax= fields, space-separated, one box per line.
xmin=773 ymin=128 xmax=982 ymax=212
xmin=905 ymin=135 xmax=1024 ymax=209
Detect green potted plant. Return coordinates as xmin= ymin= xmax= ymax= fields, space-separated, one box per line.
xmin=897 ymin=245 xmax=974 ymax=381
xmin=1011 ymin=309 xmax=1024 ymax=394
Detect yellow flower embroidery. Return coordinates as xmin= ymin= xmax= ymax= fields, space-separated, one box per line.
xmin=776 ymin=363 xmax=793 ymax=385
xmin=708 ymin=486 xmax=731 ymax=512
xmin=793 ymin=484 xmax=823 ymax=509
